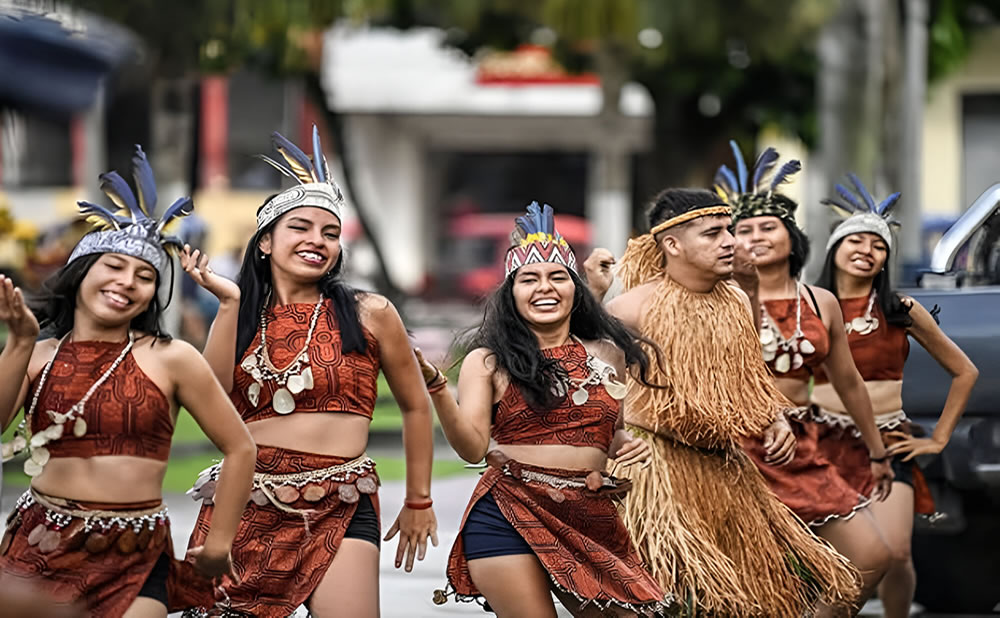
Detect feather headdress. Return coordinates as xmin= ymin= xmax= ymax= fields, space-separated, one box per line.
xmin=823 ymin=173 xmax=900 ymax=250
xmin=504 ymin=201 xmax=577 ymax=277
xmin=68 ymin=145 xmax=193 ymax=275
xmin=255 ymin=125 xmax=344 ymax=230
xmin=713 ymin=139 xmax=802 ymax=223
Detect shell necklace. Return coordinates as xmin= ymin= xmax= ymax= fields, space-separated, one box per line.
xmin=241 ymin=295 xmax=324 ymax=414
xmin=759 ymin=280 xmax=816 ymax=374
xmin=845 ymin=290 xmax=879 ymax=336
xmin=1 ymin=331 xmax=134 ymax=477
xmin=552 ymin=336 xmax=628 ymax=404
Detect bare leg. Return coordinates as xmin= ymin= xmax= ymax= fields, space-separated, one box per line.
xmin=307 ymin=538 xmax=381 ymax=618
xmin=121 ymin=597 xmax=167 ymax=618
xmin=552 ymin=588 xmax=637 ymax=618
xmin=815 ymin=508 xmax=892 ymax=612
xmin=468 ymin=553 xmax=559 ymax=618
xmin=870 ymin=482 xmax=916 ymax=618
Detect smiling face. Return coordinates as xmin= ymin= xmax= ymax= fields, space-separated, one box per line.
xmin=733 ymin=215 xmax=791 ymax=268
xmin=258 ymin=207 xmax=342 ymax=284
xmin=661 ymin=214 xmax=736 ymax=277
xmin=834 ymin=232 xmax=888 ymax=280
xmin=511 ymin=262 xmax=576 ymax=328
xmin=76 ymin=253 xmax=158 ymax=327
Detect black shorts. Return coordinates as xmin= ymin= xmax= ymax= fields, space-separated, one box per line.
xmin=344 ymin=493 xmax=380 ymax=547
xmin=461 ymin=491 xmax=533 ymax=561
xmin=892 ymin=456 xmax=915 ymax=488
xmin=137 ymin=552 xmax=169 ymax=605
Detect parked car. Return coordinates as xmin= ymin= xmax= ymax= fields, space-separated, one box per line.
xmin=903 ymin=184 xmax=1000 ymax=614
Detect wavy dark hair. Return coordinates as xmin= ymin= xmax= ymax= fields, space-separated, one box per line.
xmin=30 ymin=253 xmax=172 ymax=340
xmin=815 ymin=237 xmax=912 ymax=327
xmin=234 ymin=199 xmax=366 ymax=360
xmin=465 ymin=266 xmax=657 ymax=410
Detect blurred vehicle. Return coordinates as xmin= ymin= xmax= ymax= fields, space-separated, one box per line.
xmin=435 ymin=212 xmax=591 ymax=300
xmin=902 ymin=184 xmax=1000 ymax=614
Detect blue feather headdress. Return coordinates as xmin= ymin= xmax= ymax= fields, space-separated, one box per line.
xmin=504 ymin=201 xmax=577 ymax=276
xmin=255 ymin=125 xmax=344 ymax=230
xmin=823 ymin=173 xmax=900 ymax=251
xmin=713 ymin=139 xmax=802 ymax=223
xmin=68 ymin=145 xmax=193 ymax=275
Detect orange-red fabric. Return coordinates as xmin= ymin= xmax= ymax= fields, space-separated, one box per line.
xmin=28 ymin=341 xmax=172 ymax=461
xmin=169 ymin=446 xmax=380 ymax=618
xmin=491 ymin=341 xmax=618 ymax=452
xmin=761 ymin=297 xmax=830 ymax=381
xmin=814 ymin=297 xmax=909 ymax=384
xmin=0 ymin=497 xmax=173 ymax=618
xmin=234 ymin=300 xmax=380 ymax=422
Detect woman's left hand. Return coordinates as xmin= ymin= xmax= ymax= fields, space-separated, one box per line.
xmin=615 ymin=435 xmax=652 ymax=468
xmin=886 ymin=432 xmax=947 ymax=461
xmin=384 ymin=505 xmax=439 ymax=572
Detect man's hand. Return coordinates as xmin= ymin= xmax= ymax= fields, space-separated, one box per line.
xmin=731 ymin=239 xmax=759 ymax=295
xmin=583 ymin=248 xmax=616 ymax=301
xmin=762 ymin=414 xmax=796 ymax=466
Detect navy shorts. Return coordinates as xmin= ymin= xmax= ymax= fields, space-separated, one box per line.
xmin=344 ymin=494 xmax=380 ymax=547
xmin=461 ymin=491 xmax=533 ymax=561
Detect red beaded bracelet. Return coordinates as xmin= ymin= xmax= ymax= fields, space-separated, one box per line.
xmin=405 ymin=498 xmax=433 ymax=510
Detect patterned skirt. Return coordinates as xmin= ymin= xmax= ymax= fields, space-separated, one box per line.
xmin=437 ymin=450 xmax=670 ymax=616
xmin=170 ymin=445 xmax=380 ymax=618
xmin=0 ymin=489 xmax=173 ymax=618
xmin=743 ymin=408 xmax=870 ymax=526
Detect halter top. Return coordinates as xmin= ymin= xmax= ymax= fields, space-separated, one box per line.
xmin=491 ymin=340 xmax=619 ymax=451
xmin=813 ymin=296 xmax=909 ymax=385
xmin=28 ymin=340 xmax=173 ymax=461
xmin=234 ymin=300 xmax=381 ymax=422
xmin=761 ymin=295 xmax=830 ymax=381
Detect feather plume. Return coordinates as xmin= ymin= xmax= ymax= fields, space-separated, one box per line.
xmin=729 ymin=140 xmax=748 ymax=193
xmin=714 ymin=165 xmax=739 ymax=197
xmin=311 ymin=125 xmax=327 ymax=183
xmin=877 ymin=192 xmax=902 ymax=215
xmin=130 ymin=146 xmax=156 ymax=220
xmin=751 ymin=147 xmax=779 ymax=191
xmin=98 ymin=171 xmax=138 ymax=216
xmin=820 ymin=197 xmax=858 ymax=219
xmin=542 ymin=203 xmax=554 ymax=236
xmin=76 ymin=201 xmax=127 ymax=230
xmin=848 ymin=173 xmax=877 ymax=211
xmin=834 ymin=184 xmax=866 ymax=212
xmin=255 ymin=154 xmax=301 ymax=181
xmin=271 ymin=131 xmax=314 ymax=184
xmin=769 ymin=160 xmax=801 ymax=191
xmin=156 ymin=197 xmax=194 ymax=233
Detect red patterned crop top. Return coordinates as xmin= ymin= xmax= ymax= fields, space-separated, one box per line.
xmin=234 ymin=300 xmax=381 ymax=422
xmin=491 ymin=340 xmax=620 ymax=452
xmin=814 ymin=296 xmax=909 ymax=385
xmin=761 ymin=295 xmax=830 ymax=381
xmin=28 ymin=340 xmax=173 ymax=461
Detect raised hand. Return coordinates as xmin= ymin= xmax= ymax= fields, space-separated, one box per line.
xmin=0 ymin=275 xmax=39 ymax=341
xmin=412 ymin=346 xmax=442 ymax=385
xmin=180 ymin=245 xmax=240 ymax=304
xmin=731 ymin=238 xmax=759 ymax=293
xmin=582 ymin=248 xmax=616 ymax=301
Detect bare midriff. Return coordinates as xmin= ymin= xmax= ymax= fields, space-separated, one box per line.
xmin=775 ymin=377 xmax=811 ymax=407
xmin=31 ymin=456 xmax=168 ymax=503
xmin=246 ymin=412 xmax=372 ymax=457
xmin=811 ymin=379 xmax=904 ymax=415
xmin=492 ymin=443 xmax=609 ymax=472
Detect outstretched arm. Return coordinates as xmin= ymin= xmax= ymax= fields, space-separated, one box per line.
xmin=180 ymin=246 xmax=241 ymax=391
xmin=0 ymin=275 xmax=39 ymax=430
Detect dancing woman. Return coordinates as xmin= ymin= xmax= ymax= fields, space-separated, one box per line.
xmin=812 ymin=177 xmax=978 ymax=618
xmin=715 ymin=142 xmax=895 ymax=608
xmin=422 ymin=203 xmax=668 ymax=617
xmin=172 ymin=127 xmax=437 ymax=618
xmin=0 ymin=147 xmax=256 ymax=618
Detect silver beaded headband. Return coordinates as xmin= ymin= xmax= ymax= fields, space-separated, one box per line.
xmin=68 ymin=145 xmax=193 ymax=275
xmin=822 ymin=173 xmax=900 ymax=251
xmin=256 ymin=125 xmax=345 ymax=230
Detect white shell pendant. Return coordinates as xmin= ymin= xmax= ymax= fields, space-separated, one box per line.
xmin=247 ymin=382 xmax=261 ymax=407
xmin=287 ymin=374 xmax=306 ymax=395
xmin=775 ymin=353 xmax=791 ymax=373
xmin=800 ymin=339 xmax=815 ymax=355
xmin=302 ymin=366 xmax=314 ymax=390
xmin=30 ymin=433 xmax=48 ymax=448
xmin=73 ymin=417 xmax=87 ymax=438
xmin=272 ymin=388 xmax=296 ymax=414
xmin=759 ymin=329 xmax=775 ymax=345
xmin=762 ymin=348 xmax=777 ymax=362
xmin=571 ymin=387 xmax=590 ymax=405
xmin=44 ymin=423 xmax=64 ymax=441
xmin=24 ymin=458 xmax=44 ymax=477
xmin=241 ymin=355 xmax=257 ymax=372
xmin=851 ymin=317 xmax=868 ymax=333
xmin=792 ymin=353 xmax=804 ymax=370
xmin=12 ymin=435 xmax=26 ymax=453
xmin=30 ymin=446 xmax=50 ymax=466
xmin=604 ymin=379 xmax=627 ymax=400
xmin=1 ymin=441 xmax=14 ymax=462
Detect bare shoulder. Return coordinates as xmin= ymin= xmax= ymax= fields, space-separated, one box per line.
xmin=607 ymin=281 xmax=658 ymax=329
xmin=27 ymin=338 xmax=60 ymax=376
xmin=806 ymin=284 xmax=838 ymax=311
xmin=136 ymin=336 xmax=201 ymax=367
xmin=582 ymin=338 xmax=625 ymax=372
xmin=357 ymin=292 xmax=396 ymax=324
xmin=462 ymin=347 xmax=498 ymax=375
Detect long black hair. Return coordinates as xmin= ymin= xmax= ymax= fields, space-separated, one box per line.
xmin=30 ymin=253 xmax=172 ymax=340
xmin=466 ymin=266 xmax=656 ymax=410
xmin=815 ymin=237 xmax=912 ymax=327
xmin=234 ymin=201 xmax=367 ymax=361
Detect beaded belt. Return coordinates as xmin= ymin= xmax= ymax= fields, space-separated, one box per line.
xmin=813 ymin=406 xmax=908 ymax=436
xmin=484 ymin=450 xmax=630 ymax=499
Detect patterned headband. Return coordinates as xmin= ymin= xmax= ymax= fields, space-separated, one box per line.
xmin=823 ymin=173 xmax=900 ymax=251
xmin=68 ymin=145 xmax=193 ymax=275
xmin=256 ymin=125 xmax=345 ymax=230
xmin=504 ymin=202 xmax=578 ymax=277
xmin=713 ymin=140 xmax=802 ymax=223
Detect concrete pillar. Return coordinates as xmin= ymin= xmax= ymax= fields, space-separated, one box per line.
xmin=899 ymin=0 xmax=929 ymax=283
xmin=586 ymin=146 xmax=630 ymax=257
